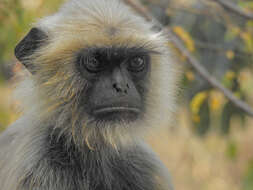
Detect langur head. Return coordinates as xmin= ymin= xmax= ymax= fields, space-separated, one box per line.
xmin=14 ymin=0 xmax=179 ymax=148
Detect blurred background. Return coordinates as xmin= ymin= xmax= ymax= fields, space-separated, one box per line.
xmin=0 ymin=0 xmax=253 ymax=189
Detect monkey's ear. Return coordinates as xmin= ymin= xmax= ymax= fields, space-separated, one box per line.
xmin=15 ymin=27 xmax=48 ymax=73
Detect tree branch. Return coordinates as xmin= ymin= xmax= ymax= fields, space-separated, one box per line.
xmin=209 ymin=0 xmax=253 ymax=20
xmin=124 ymin=0 xmax=253 ymax=117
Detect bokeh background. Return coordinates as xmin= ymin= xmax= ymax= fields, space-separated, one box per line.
xmin=1 ymin=0 xmax=253 ymax=189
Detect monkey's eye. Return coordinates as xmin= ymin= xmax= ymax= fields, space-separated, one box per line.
xmin=128 ymin=57 xmax=146 ymax=72
xmin=81 ymin=56 xmax=104 ymax=73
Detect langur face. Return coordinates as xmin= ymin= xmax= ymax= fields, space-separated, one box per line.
xmin=76 ymin=46 xmax=152 ymax=124
xmin=14 ymin=0 xmax=176 ymax=145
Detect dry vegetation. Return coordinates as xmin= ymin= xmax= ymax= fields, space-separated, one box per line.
xmin=148 ymin=112 xmax=253 ymax=190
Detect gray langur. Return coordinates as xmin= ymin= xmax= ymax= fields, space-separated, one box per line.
xmin=0 ymin=0 xmax=179 ymax=189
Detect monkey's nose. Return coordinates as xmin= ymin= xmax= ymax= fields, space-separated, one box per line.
xmin=112 ymin=83 xmax=130 ymax=94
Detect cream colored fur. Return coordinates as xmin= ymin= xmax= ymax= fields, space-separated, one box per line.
xmin=0 ymin=1 xmax=179 ymax=189
xmin=14 ymin=0 xmax=179 ymax=148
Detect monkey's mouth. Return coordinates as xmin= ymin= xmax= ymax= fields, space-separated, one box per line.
xmin=92 ymin=107 xmax=141 ymax=122
xmin=93 ymin=107 xmax=140 ymax=115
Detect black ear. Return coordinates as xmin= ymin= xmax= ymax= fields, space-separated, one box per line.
xmin=15 ymin=27 xmax=48 ymax=72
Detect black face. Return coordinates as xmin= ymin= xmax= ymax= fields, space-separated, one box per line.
xmin=76 ymin=47 xmax=151 ymax=123
xmin=14 ymin=28 xmax=151 ymax=124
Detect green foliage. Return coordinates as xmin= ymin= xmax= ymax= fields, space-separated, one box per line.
xmin=0 ymin=0 xmax=63 ymax=65
xmin=226 ymin=141 xmax=238 ymax=160
xmin=221 ymin=102 xmax=245 ymax=134
xmin=170 ymin=0 xmax=253 ymax=137
xmin=243 ymin=160 xmax=253 ymax=190
xmin=0 ymin=108 xmax=10 ymax=132
xmin=194 ymin=99 xmax=210 ymax=135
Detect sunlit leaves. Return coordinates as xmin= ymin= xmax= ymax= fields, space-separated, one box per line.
xmin=238 ymin=1 xmax=253 ymax=13
xmin=191 ymin=91 xmax=208 ymax=115
xmin=241 ymin=31 xmax=253 ymax=52
xmin=0 ymin=0 xmax=64 ymax=64
xmin=226 ymin=50 xmax=235 ymax=60
xmin=243 ymin=160 xmax=253 ymax=190
xmin=173 ymin=26 xmax=195 ymax=52
xmin=223 ymin=71 xmax=236 ymax=89
xmin=209 ymin=90 xmax=225 ymax=112
xmin=225 ymin=26 xmax=241 ymax=41
xmin=185 ymin=71 xmax=195 ymax=82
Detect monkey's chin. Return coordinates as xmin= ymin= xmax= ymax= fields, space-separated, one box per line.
xmin=92 ymin=107 xmax=140 ymax=123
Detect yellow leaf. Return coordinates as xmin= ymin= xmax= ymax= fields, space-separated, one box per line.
xmin=226 ymin=50 xmax=235 ymax=60
xmin=240 ymin=31 xmax=253 ymax=52
xmin=173 ymin=26 xmax=195 ymax=52
xmin=234 ymin=92 xmax=241 ymax=98
xmin=166 ymin=8 xmax=173 ymax=16
xmin=190 ymin=91 xmax=208 ymax=114
xmin=192 ymin=115 xmax=200 ymax=123
xmin=225 ymin=71 xmax=236 ymax=81
xmin=231 ymin=27 xmax=241 ymax=36
xmin=168 ymin=41 xmax=186 ymax=62
xmin=185 ymin=71 xmax=195 ymax=81
xmin=209 ymin=90 xmax=225 ymax=111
